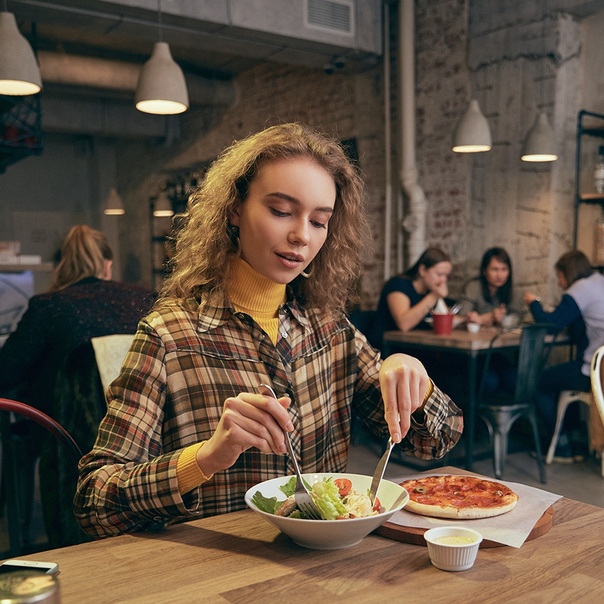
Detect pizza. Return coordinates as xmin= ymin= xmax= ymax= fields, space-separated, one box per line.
xmin=399 ymin=475 xmax=519 ymax=519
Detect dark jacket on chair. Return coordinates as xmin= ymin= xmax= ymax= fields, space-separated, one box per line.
xmin=0 ymin=276 xmax=154 ymax=548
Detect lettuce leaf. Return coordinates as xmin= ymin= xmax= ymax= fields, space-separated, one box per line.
xmin=311 ymin=478 xmax=347 ymax=520
xmin=251 ymin=491 xmax=283 ymax=514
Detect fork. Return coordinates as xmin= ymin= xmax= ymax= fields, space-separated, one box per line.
xmin=258 ymin=383 xmax=323 ymax=519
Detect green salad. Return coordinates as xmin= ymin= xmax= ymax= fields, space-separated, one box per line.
xmin=252 ymin=476 xmax=382 ymax=520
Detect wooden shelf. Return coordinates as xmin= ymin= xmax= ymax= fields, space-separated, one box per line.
xmin=0 ymin=262 xmax=53 ymax=272
xmin=578 ymin=193 xmax=604 ymax=203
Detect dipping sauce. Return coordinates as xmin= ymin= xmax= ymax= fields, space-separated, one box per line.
xmin=433 ymin=535 xmax=477 ymax=545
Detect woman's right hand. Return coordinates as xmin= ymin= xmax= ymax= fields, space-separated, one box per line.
xmin=196 ymin=391 xmax=293 ymax=476
xmin=431 ymin=281 xmax=449 ymax=300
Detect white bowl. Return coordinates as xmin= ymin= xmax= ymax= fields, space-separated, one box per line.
xmin=245 ymin=472 xmax=409 ymax=550
xmin=466 ymin=322 xmax=480 ymax=333
xmin=424 ymin=526 xmax=483 ymax=571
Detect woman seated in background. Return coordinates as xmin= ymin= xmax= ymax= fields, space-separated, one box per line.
xmin=460 ymin=247 xmax=524 ymax=327
xmin=459 ymin=247 xmax=524 ymax=393
xmin=0 ymin=224 xmax=154 ymax=547
xmin=524 ymin=249 xmax=604 ymax=462
xmin=372 ymin=247 xmax=453 ymax=343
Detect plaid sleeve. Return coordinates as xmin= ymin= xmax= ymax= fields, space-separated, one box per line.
xmin=74 ymin=318 xmax=195 ymax=538
xmin=352 ymin=328 xmax=463 ymax=461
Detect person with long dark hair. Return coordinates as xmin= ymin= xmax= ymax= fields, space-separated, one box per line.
xmin=460 ymin=247 xmax=523 ymax=326
xmin=372 ymin=247 xmax=453 ymax=345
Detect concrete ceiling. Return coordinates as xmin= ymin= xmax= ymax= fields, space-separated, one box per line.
xmin=9 ymin=0 xmax=383 ymax=82
xmin=3 ymin=1 xmax=383 ymax=139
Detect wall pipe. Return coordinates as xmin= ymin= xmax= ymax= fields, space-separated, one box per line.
xmin=398 ymin=0 xmax=427 ymax=268
xmin=383 ymin=1 xmax=393 ymax=281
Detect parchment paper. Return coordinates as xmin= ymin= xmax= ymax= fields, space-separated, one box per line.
xmin=386 ymin=473 xmax=562 ymax=548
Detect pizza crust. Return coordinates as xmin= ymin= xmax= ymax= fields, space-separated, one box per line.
xmin=400 ymin=475 xmax=519 ymax=520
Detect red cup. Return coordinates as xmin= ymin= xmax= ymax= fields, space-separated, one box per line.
xmin=432 ymin=313 xmax=454 ymax=335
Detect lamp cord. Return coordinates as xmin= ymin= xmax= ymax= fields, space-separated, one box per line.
xmin=157 ymin=0 xmax=163 ymax=42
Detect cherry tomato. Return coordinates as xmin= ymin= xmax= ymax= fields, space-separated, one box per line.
xmin=373 ymin=497 xmax=383 ymax=513
xmin=334 ymin=478 xmax=352 ymax=497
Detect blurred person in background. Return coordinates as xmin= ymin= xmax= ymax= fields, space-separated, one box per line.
xmin=459 ymin=247 xmax=525 ymax=393
xmin=372 ymin=247 xmax=453 ymax=343
xmin=460 ymin=247 xmax=524 ymax=328
xmin=524 ymin=249 xmax=603 ymax=462
xmin=0 ymin=224 xmax=154 ymax=547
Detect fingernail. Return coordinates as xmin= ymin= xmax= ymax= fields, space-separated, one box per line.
xmin=286 ymin=421 xmax=294 ymax=431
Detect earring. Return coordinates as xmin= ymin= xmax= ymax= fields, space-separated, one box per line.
xmin=228 ymin=224 xmax=241 ymax=256
xmin=300 ymin=266 xmax=312 ymax=279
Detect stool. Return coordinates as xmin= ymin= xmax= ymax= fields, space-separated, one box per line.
xmin=545 ymin=390 xmax=592 ymax=464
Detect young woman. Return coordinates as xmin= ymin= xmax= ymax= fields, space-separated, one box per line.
xmin=460 ymin=247 xmax=523 ymax=327
xmin=373 ymin=247 xmax=453 ymax=341
xmin=74 ymin=124 xmax=463 ymax=537
xmin=524 ymin=249 xmax=604 ymax=461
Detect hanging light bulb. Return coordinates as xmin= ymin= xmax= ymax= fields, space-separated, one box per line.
xmin=153 ymin=189 xmax=174 ymax=217
xmin=452 ymin=100 xmax=492 ymax=153
xmin=103 ymin=187 xmax=125 ymax=216
xmin=521 ymin=112 xmax=558 ymax=162
xmin=0 ymin=9 xmax=42 ymax=95
xmin=135 ymin=1 xmax=188 ymax=115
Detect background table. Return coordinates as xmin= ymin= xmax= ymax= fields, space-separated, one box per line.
xmin=382 ymin=328 xmax=569 ymax=469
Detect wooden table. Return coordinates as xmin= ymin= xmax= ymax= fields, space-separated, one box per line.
xmin=382 ymin=328 xmax=568 ymax=469
xmin=6 ymin=485 xmax=603 ymax=602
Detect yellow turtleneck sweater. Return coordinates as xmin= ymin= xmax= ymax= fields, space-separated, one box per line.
xmin=228 ymin=257 xmax=287 ymax=344
xmin=177 ymin=258 xmax=286 ymax=494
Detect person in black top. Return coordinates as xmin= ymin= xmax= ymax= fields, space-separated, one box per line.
xmin=372 ymin=247 xmax=452 ymax=348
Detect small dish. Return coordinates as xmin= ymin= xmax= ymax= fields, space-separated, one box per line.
xmin=424 ymin=526 xmax=483 ymax=571
xmin=466 ymin=322 xmax=480 ymax=333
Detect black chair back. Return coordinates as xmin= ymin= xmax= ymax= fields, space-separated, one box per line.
xmin=477 ymin=323 xmax=552 ymax=483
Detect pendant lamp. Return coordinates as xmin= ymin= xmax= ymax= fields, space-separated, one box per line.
xmin=521 ymin=112 xmax=558 ymax=163
xmin=452 ymin=99 xmax=492 ymax=153
xmin=0 ymin=10 xmax=42 ymax=96
xmin=153 ymin=190 xmax=174 ymax=217
xmin=135 ymin=1 xmax=188 ymax=115
xmin=103 ymin=187 xmax=125 ymax=216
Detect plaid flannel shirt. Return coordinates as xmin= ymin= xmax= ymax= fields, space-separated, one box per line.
xmin=75 ymin=295 xmax=462 ymax=537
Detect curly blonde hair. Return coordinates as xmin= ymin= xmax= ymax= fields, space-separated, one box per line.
xmin=158 ymin=123 xmax=370 ymax=314
xmin=49 ymin=225 xmax=112 ymax=292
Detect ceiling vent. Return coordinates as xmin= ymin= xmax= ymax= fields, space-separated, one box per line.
xmin=305 ymin=0 xmax=355 ymax=36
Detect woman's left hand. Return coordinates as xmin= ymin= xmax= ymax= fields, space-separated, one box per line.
xmin=379 ymin=353 xmax=430 ymax=443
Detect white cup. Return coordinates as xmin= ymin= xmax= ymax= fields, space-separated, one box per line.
xmin=466 ymin=322 xmax=480 ymax=334
xmin=501 ymin=314 xmax=519 ymax=328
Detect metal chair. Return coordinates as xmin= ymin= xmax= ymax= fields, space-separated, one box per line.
xmin=0 ymin=398 xmax=82 ymax=556
xmin=590 ymin=345 xmax=604 ymax=477
xmin=477 ymin=324 xmax=551 ymax=483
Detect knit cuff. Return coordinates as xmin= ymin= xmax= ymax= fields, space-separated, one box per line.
xmin=177 ymin=441 xmax=214 ymax=495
